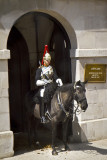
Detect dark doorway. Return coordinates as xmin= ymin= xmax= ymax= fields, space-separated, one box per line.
xmin=7 ymin=26 xmax=30 ymax=133
xmin=34 ymin=12 xmax=72 ymax=84
xmin=50 ymin=24 xmax=71 ymax=83
xmin=7 ymin=12 xmax=72 ymax=134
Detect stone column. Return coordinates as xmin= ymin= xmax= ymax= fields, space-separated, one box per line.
xmin=0 ymin=49 xmax=14 ymax=158
xmin=71 ymin=49 xmax=107 ymax=142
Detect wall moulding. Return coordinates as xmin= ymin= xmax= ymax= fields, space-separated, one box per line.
xmin=70 ymin=49 xmax=107 ymax=58
xmin=0 ymin=49 xmax=10 ymax=59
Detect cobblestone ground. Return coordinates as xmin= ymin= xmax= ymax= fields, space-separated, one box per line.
xmin=2 ymin=129 xmax=107 ymax=160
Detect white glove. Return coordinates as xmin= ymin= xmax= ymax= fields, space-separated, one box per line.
xmin=56 ymin=78 xmax=63 ymax=86
xmin=36 ymin=80 xmax=45 ymax=86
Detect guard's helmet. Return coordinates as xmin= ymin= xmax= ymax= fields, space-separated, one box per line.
xmin=43 ymin=53 xmax=51 ymax=62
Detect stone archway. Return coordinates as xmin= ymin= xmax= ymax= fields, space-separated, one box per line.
xmin=7 ymin=11 xmax=74 ymax=133
xmin=3 ymin=10 xmax=78 ymax=156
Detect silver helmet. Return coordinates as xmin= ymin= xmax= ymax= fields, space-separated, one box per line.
xmin=43 ymin=53 xmax=51 ymax=62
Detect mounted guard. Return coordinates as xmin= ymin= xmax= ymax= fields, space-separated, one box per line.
xmin=25 ymin=45 xmax=88 ymax=155
xmin=35 ymin=45 xmax=63 ymax=123
xmin=25 ymin=79 xmax=88 ymax=155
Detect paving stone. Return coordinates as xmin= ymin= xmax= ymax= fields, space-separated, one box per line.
xmin=2 ymin=139 xmax=107 ymax=160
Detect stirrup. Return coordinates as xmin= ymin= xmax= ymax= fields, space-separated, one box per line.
xmin=41 ymin=116 xmax=46 ymax=123
xmin=45 ymin=110 xmax=52 ymax=120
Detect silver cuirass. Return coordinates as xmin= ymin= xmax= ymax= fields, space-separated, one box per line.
xmin=41 ymin=65 xmax=53 ymax=81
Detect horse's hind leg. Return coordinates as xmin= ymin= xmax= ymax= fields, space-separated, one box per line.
xmin=52 ymin=122 xmax=58 ymax=155
xmin=27 ymin=116 xmax=37 ymax=147
xmin=62 ymin=119 xmax=70 ymax=151
xmin=33 ymin=118 xmax=40 ymax=146
xmin=27 ymin=117 xmax=32 ymax=147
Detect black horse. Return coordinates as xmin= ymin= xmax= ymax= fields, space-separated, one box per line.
xmin=25 ymin=80 xmax=88 ymax=155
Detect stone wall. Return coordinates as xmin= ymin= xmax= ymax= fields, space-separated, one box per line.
xmin=0 ymin=0 xmax=107 ymax=50
xmin=71 ymin=49 xmax=107 ymax=142
xmin=0 ymin=0 xmax=107 ymax=158
xmin=0 ymin=49 xmax=14 ymax=158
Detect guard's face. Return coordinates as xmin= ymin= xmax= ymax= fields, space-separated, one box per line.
xmin=44 ymin=59 xmax=50 ymax=66
xmin=43 ymin=53 xmax=51 ymax=67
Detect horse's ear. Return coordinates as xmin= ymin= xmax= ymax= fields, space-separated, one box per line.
xmin=76 ymin=80 xmax=81 ymax=86
xmin=84 ymin=80 xmax=88 ymax=84
xmin=74 ymin=80 xmax=81 ymax=89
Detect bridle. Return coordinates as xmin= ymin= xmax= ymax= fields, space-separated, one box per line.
xmin=46 ymin=84 xmax=87 ymax=121
xmin=57 ymin=85 xmax=87 ymax=118
xmin=75 ymin=96 xmax=87 ymax=104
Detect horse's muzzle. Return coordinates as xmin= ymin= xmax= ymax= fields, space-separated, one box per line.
xmin=82 ymin=103 xmax=88 ymax=112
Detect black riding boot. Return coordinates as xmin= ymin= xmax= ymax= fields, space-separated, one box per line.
xmin=40 ymin=98 xmax=47 ymax=123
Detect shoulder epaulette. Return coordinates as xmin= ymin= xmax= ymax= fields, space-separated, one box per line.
xmin=39 ymin=65 xmax=43 ymax=68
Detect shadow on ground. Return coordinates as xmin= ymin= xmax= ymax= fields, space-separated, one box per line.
xmin=14 ymin=126 xmax=107 ymax=157
xmin=14 ymin=126 xmax=52 ymax=155
xmin=68 ymin=141 xmax=107 ymax=156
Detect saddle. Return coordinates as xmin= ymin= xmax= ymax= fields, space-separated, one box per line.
xmin=44 ymin=82 xmax=58 ymax=103
xmin=33 ymin=82 xmax=58 ymax=122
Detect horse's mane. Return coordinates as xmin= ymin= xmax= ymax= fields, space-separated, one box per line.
xmin=57 ymin=83 xmax=74 ymax=93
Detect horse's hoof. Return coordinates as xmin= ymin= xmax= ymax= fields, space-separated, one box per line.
xmin=52 ymin=150 xmax=58 ymax=155
xmin=65 ymin=146 xmax=71 ymax=151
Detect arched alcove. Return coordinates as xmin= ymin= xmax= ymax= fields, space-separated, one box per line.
xmin=7 ymin=26 xmax=30 ymax=132
xmin=6 ymin=12 xmax=77 ymax=145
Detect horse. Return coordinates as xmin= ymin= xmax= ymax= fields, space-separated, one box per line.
xmin=25 ymin=80 xmax=88 ymax=155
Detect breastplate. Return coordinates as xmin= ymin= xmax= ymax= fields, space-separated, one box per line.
xmin=41 ymin=65 xmax=54 ymax=80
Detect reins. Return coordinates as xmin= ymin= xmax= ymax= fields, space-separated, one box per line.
xmin=57 ymin=91 xmax=82 ymax=118
xmin=56 ymin=83 xmax=87 ymax=118
xmin=57 ymin=92 xmax=69 ymax=117
xmin=45 ymin=83 xmax=86 ymax=121
xmin=45 ymin=91 xmax=71 ymax=121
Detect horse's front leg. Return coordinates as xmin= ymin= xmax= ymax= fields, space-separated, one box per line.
xmin=52 ymin=122 xmax=58 ymax=155
xmin=62 ymin=118 xmax=70 ymax=151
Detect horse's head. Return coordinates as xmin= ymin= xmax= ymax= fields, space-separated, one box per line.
xmin=74 ymin=80 xmax=88 ymax=112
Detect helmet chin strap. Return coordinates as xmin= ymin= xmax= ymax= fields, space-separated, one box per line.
xmin=44 ymin=63 xmax=49 ymax=67
xmin=43 ymin=60 xmax=50 ymax=67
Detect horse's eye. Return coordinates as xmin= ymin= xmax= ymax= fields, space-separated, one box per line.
xmin=83 ymin=88 xmax=86 ymax=92
xmin=76 ymin=87 xmax=81 ymax=92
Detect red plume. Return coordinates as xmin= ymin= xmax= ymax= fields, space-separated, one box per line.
xmin=42 ymin=45 xmax=49 ymax=65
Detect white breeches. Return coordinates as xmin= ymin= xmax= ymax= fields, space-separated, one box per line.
xmin=40 ymin=88 xmax=45 ymax=97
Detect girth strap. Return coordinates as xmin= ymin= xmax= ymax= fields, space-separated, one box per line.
xmin=45 ymin=91 xmax=71 ymax=121
xmin=57 ymin=92 xmax=69 ymax=117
